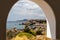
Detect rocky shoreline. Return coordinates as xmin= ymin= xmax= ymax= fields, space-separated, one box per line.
xmin=6 ymin=19 xmax=48 ymax=40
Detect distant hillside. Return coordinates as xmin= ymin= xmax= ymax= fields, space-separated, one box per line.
xmin=7 ymin=19 xmax=46 ymax=23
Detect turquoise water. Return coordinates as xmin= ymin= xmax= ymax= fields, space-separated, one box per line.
xmin=6 ymin=22 xmax=25 ymax=30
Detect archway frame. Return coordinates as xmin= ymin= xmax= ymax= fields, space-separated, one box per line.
xmin=7 ymin=0 xmax=56 ymax=39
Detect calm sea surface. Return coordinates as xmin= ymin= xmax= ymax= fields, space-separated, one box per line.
xmin=6 ymin=22 xmax=25 ymax=30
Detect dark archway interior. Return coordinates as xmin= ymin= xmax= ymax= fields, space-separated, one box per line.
xmin=0 ymin=0 xmax=60 ymax=40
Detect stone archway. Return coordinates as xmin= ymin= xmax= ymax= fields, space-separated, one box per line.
xmin=6 ymin=0 xmax=56 ymax=39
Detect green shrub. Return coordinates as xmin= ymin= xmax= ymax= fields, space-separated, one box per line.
xmin=7 ymin=31 xmax=13 ymax=39
xmin=17 ymin=32 xmax=34 ymax=38
xmin=36 ymin=29 xmax=43 ymax=35
xmin=24 ymin=27 xmax=36 ymax=36
xmin=29 ymin=30 xmax=36 ymax=36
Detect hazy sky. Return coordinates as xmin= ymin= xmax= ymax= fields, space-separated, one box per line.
xmin=7 ymin=0 xmax=46 ymax=21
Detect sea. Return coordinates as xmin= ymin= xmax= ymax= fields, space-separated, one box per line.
xmin=6 ymin=21 xmax=25 ymax=30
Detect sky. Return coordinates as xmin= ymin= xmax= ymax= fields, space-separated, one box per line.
xmin=7 ymin=0 xmax=46 ymax=21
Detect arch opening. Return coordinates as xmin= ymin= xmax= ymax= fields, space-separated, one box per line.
xmin=6 ymin=0 xmax=56 ymax=40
